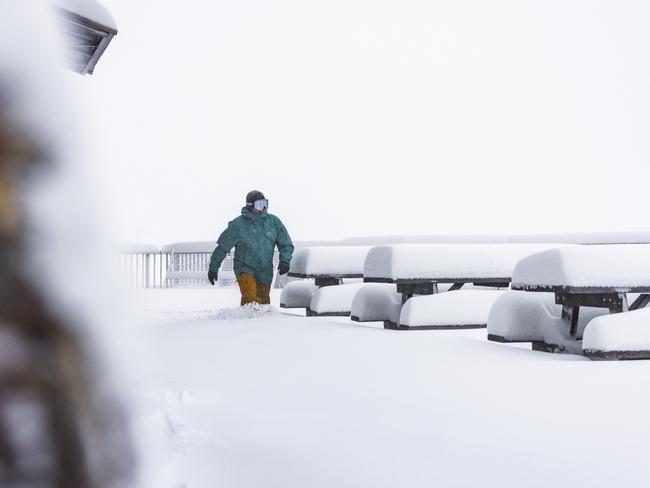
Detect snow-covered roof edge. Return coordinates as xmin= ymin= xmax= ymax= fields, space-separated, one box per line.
xmin=51 ymin=0 xmax=117 ymax=32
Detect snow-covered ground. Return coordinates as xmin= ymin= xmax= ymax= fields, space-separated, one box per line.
xmin=132 ymin=287 xmax=650 ymax=488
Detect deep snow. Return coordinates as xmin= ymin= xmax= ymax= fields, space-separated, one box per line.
xmin=133 ymin=287 xmax=650 ymax=488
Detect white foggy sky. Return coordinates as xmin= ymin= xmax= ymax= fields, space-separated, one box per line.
xmin=69 ymin=0 xmax=650 ymax=245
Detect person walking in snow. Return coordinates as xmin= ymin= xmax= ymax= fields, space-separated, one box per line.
xmin=208 ymin=190 xmax=294 ymax=305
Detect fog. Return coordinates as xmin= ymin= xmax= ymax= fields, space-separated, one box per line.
xmin=71 ymin=0 xmax=650 ymax=244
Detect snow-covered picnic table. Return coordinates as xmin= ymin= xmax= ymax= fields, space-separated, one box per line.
xmin=511 ymin=245 xmax=650 ymax=338
xmin=282 ymin=246 xmax=371 ymax=315
xmin=288 ymin=246 xmax=371 ymax=286
xmin=363 ymin=243 xmax=561 ymax=301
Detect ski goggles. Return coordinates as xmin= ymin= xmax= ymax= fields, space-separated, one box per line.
xmin=253 ymin=199 xmax=269 ymax=211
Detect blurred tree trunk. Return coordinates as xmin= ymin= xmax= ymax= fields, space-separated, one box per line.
xmin=0 ymin=87 xmax=134 ymax=487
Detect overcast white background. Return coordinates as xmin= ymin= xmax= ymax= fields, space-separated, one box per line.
xmin=69 ymin=0 xmax=650 ymax=245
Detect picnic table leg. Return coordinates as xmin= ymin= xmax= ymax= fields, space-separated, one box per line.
xmin=562 ymin=304 xmax=580 ymax=338
xmin=630 ymin=294 xmax=650 ymax=310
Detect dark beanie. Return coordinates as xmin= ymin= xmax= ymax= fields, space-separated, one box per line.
xmin=246 ymin=190 xmax=265 ymax=205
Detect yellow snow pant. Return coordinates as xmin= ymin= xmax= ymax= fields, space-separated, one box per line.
xmin=237 ymin=273 xmax=271 ymax=306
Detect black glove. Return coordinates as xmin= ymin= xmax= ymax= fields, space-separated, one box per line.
xmin=208 ymin=270 xmax=217 ymax=285
xmin=278 ymin=262 xmax=290 ymax=275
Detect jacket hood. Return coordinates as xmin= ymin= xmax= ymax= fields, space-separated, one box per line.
xmin=241 ymin=206 xmax=268 ymax=220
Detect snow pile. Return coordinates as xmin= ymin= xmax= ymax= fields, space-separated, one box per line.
xmin=309 ymin=283 xmax=366 ymax=315
xmin=583 ymin=308 xmax=650 ymax=353
xmin=364 ymin=243 xmax=564 ymax=281
xmin=290 ymin=246 xmax=371 ymax=277
xmin=208 ymin=303 xmax=279 ymax=320
xmin=350 ymin=284 xmax=402 ymax=323
xmin=52 ymin=0 xmax=117 ymax=31
xmin=400 ymin=290 xmax=503 ymax=328
xmin=487 ymin=291 xmax=608 ymax=346
xmin=280 ymin=280 xmax=318 ymax=308
xmin=512 ymin=244 xmax=650 ymax=289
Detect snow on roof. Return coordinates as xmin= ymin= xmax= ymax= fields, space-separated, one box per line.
xmin=400 ymin=290 xmax=503 ymax=328
xmin=364 ymin=244 xmax=565 ymax=281
xmin=512 ymin=244 xmax=650 ymax=290
xmin=289 ymin=246 xmax=372 ymax=277
xmin=52 ymin=0 xmax=117 ymax=31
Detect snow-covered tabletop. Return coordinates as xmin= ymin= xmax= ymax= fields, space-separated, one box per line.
xmin=364 ymin=243 xmax=563 ymax=283
xmin=289 ymin=246 xmax=371 ymax=278
xmin=512 ymin=244 xmax=650 ymax=291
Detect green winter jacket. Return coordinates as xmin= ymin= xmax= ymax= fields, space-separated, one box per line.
xmin=209 ymin=207 xmax=294 ymax=285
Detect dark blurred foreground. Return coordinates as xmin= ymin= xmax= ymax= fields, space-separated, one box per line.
xmin=0 ymin=3 xmax=135 ymax=487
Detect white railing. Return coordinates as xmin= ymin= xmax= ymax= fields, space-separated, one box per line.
xmin=114 ymin=250 xmax=170 ymax=288
xmin=165 ymin=251 xmax=236 ymax=288
xmin=116 ymin=242 xmax=280 ymax=288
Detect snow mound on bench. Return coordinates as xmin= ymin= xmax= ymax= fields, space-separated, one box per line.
xmin=310 ymin=283 xmax=366 ymax=315
xmin=583 ymin=308 xmax=650 ymax=353
xmin=290 ymin=246 xmax=371 ymax=277
xmin=364 ymin=244 xmax=562 ymax=281
xmin=400 ymin=290 xmax=503 ymax=328
xmin=488 ymin=291 xmax=608 ymax=344
xmin=350 ymin=284 xmax=402 ymax=323
xmin=512 ymin=244 xmax=650 ymax=289
xmin=280 ymin=280 xmax=318 ymax=308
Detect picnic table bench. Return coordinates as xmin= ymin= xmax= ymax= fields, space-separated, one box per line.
xmin=510 ymin=245 xmax=650 ymax=355
xmin=281 ymin=282 xmax=366 ymax=317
